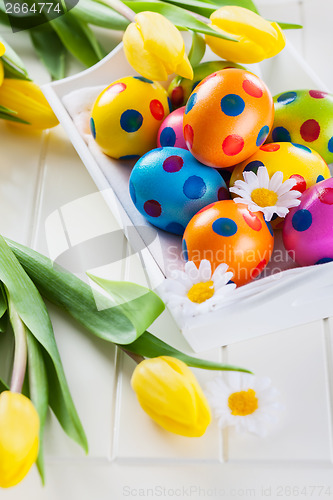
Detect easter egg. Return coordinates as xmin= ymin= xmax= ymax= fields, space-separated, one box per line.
xmin=283 ymin=178 xmax=333 ymax=266
xmin=168 ymin=60 xmax=245 ymax=109
xmin=230 ymin=142 xmax=331 ymax=228
xmin=183 ymin=69 xmax=274 ymax=169
xmin=268 ymin=90 xmax=333 ymax=164
xmin=90 ymin=76 xmax=170 ymax=159
xmin=129 ymin=147 xmax=228 ymax=235
xmin=157 ymin=107 xmax=187 ymax=149
xmin=182 ymin=200 xmax=274 ymax=286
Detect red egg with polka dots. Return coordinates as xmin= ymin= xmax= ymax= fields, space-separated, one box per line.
xmin=90 ymin=76 xmax=170 ymax=159
xmin=283 ymin=178 xmax=333 ymax=266
xmin=182 ymin=200 xmax=274 ymax=286
xmin=183 ymin=69 xmax=274 ymax=169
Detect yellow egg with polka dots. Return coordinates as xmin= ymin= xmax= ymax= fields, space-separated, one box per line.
xmin=90 ymin=76 xmax=171 ymax=160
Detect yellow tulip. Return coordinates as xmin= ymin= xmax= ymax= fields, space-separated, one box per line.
xmin=0 ymin=391 xmax=39 ymax=488
xmin=131 ymin=356 xmax=211 ymax=437
xmin=0 ymin=41 xmax=5 ymax=57
xmin=0 ymin=79 xmax=58 ymax=130
xmin=123 ymin=12 xmax=193 ymax=81
xmin=205 ymin=6 xmax=286 ymax=64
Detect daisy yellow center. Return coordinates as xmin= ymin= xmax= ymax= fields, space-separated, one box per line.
xmin=187 ymin=280 xmax=215 ymax=303
xmin=228 ymin=389 xmax=258 ymax=416
xmin=251 ymin=188 xmax=278 ymax=207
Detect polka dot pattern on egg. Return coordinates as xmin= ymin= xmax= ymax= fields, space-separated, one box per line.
xmin=182 ymin=200 xmax=274 ymax=286
xmin=183 ymin=175 xmax=207 ymax=199
xmin=272 ymin=126 xmax=291 ymax=142
xmin=268 ymin=89 xmax=333 ymax=164
xmin=292 ymin=209 xmax=312 ymax=231
xmin=212 ymin=217 xmax=238 ymax=237
xmin=283 ymin=178 xmax=333 ymax=266
xmin=183 ymin=69 xmax=274 ymax=168
xmin=144 ymin=199 xmax=162 ymax=217
xmin=129 ymin=147 xmax=227 ymax=235
xmin=90 ymin=76 xmax=169 ymax=158
xmin=120 ymin=109 xmax=143 ymax=133
xmin=220 ymin=94 xmax=245 ymax=116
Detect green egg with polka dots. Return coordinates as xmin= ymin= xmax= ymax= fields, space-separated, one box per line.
xmin=268 ymin=90 xmax=333 ymax=164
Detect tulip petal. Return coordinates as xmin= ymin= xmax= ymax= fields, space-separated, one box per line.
xmin=123 ymin=22 xmax=168 ymax=81
xmin=0 ymin=42 xmax=5 ymax=57
xmin=175 ymin=52 xmax=194 ymax=80
xmin=0 ymin=392 xmax=39 ymax=488
xmin=131 ymin=356 xmax=211 ymax=437
xmin=0 ymin=79 xmax=58 ymax=130
xmin=206 ymin=6 xmax=285 ymax=64
xmin=135 ymin=12 xmax=184 ymax=68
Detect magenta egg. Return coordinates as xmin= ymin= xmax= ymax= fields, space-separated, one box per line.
xmin=283 ymin=177 xmax=333 ymax=266
xmin=157 ymin=106 xmax=188 ymax=149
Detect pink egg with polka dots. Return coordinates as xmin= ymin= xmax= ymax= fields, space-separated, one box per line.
xmin=183 ymin=69 xmax=274 ymax=168
xmin=283 ymin=178 xmax=333 ymax=266
xmin=157 ymin=106 xmax=188 ymax=149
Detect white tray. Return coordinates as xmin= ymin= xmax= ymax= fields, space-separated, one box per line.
xmin=42 ymin=40 xmax=333 ymax=353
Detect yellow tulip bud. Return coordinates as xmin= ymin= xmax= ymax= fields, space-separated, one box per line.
xmin=205 ymin=6 xmax=286 ymax=64
xmin=131 ymin=356 xmax=211 ymax=437
xmin=0 ymin=391 xmax=39 ymax=488
xmin=0 ymin=79 xmax=59 ymax=130
xmin=123 ymin=12 xmax=193 ymax=81
xmin=0 ymin=42 xmax=5 ymax=57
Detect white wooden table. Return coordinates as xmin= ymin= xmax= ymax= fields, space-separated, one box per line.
xmin=2 ymin=1 xmax=333 ymax=498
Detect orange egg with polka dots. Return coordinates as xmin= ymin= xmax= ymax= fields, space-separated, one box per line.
xmin=183 ymin=69 xmax=274 ymax=168
xmin=182 ymin=200 xmax=274 ymax=286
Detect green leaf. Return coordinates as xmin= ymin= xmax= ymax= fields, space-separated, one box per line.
xmin=0 ymin=34 xmax=29 ymax=78
xmin=6 ymin=238 xmax=148 ymax=344
xmin=73 ymin=0 xmax=129 ymax=30
xmin=124 ymin=1 xmax=237 ymax=40
xmin=26 ymin=331 xmax=49 ymax=484
xmin=125 ymin=331 xmax=252 ymax=373
xmin=30 ymin=26 xmax=66 ymax=80
xmin=157 ymin=0 xmax=258 ymax=17
xmin=0 ymin=376 xmax=9 ymax=393
xmin=87 ymin=274 xmax=165 ymax=338
xmin=0 ymin=110 xmax=31 ymax=124
xmin=0 ymin=283 xmax=7 ymax=319
xmin=0 ymin=236 xmax=88 ymax=453
xmin=48 ymin=12 xmax=104 ymax=67
xmin=0 ymin=314 xmax=7 ymax=333
xmin=188 ymin=31 xmax=206 ymax=67
xmin=276 ymin=21 xmax=303 ymax=30
xmin=6 ymin=237 xmax=250 ymax=374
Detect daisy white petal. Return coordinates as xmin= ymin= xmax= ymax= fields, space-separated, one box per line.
xmin=198 ymin=259 xmax=212 ymax=282
xmin=257 ymin=166 xmax=270 ymax=188
xmin=162 ymin=259 xmax=236 ymax=319
xmin=206 ymin=373 xmax=280 ymax=436
xmin=269 ymin=170 xmax=284 ymax=191
xmin=243 ymin=170 xmax=260 ymax=186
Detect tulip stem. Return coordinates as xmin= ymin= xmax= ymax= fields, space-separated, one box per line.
xmin=7 ymin=294 xmax=28 ymax=394
xmin=98 ymin=0 xmax=136 ymax=22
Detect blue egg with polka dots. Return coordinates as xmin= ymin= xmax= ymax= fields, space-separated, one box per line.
xmin=129 ymin=147 xmax=227 ymax=234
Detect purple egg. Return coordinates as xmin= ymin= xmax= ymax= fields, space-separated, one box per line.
xmin=157 ymin=106 xmax=188 ymax=150
xmin=283 ymin=177 xmax=333 ymax=266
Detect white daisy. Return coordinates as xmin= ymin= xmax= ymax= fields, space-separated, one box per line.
xmin=230 ymin=166 xmax=302 ymax=221
xmin=161 ymin=260 xmax=236 ymax=317
xmin=206 ymin=372 xmax=280 ymax=437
